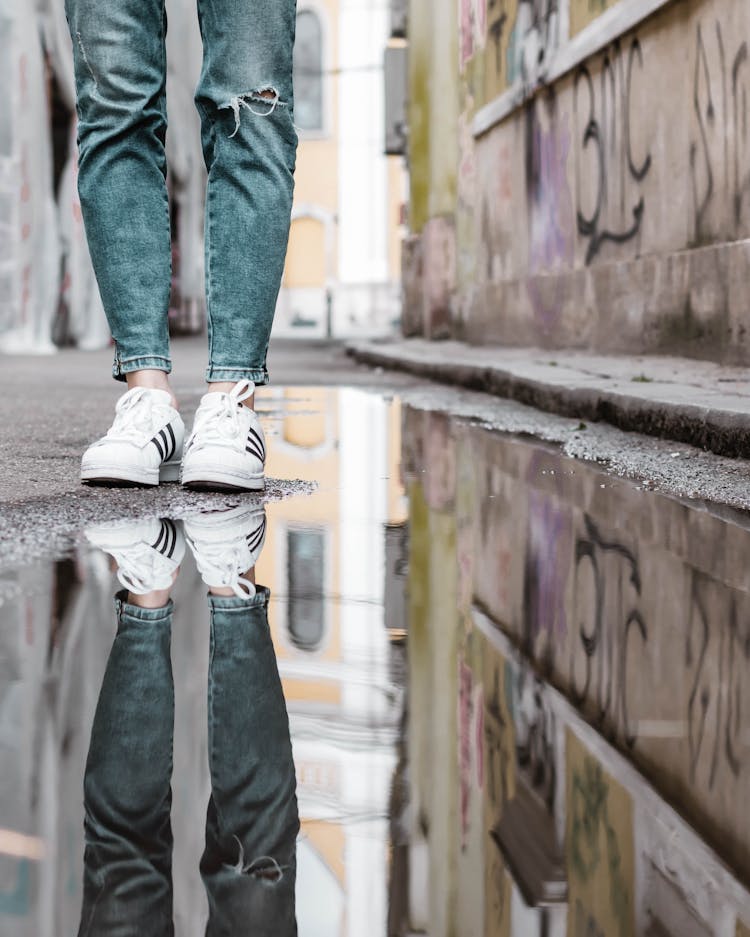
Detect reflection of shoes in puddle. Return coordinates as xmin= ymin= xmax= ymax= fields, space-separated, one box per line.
xmin=81 ymin=388 xmax=184 ymax=486
xmin=86 ymin=518 xmax=185 ymax=595
xmin=183 ymin=505 xmax=267 ymax=598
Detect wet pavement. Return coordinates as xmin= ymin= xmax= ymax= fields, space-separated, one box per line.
xmin=1 ymin=384 xmax=750 ymax=935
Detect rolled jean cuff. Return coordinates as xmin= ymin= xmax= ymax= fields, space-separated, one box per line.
xmin=207 ymin=585 xmax=271 ymax=612
xmin=113 ymin=354 xmax=172 ymax=382
xmin=114 ymin=589 xmax=174 ymax=625
xmin=205 ymin=365 xmax=269 ymax=385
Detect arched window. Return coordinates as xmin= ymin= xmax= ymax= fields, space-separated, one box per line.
xmin=294 ymin=9 xmax=324 ymax=132
xmin=287 ymin=527 xmax=326 ymax=651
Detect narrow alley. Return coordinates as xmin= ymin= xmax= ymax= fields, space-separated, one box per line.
xmin=1 ymin=344 xmax=749 ymax=935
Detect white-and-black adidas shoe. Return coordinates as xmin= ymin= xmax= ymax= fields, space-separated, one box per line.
xmin=180 ymin=380 xmax=265 ymax=492
xmin=183 ymin=505 xmax=267 ymax=597
xmin=81 ymin=388 xmax=184 ymax=486
xmin=86 ymin=518 xmax=185 ymax=595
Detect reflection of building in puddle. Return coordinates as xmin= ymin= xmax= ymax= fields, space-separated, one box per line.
xmin=259 ymin=387 xmax=407 ymax=935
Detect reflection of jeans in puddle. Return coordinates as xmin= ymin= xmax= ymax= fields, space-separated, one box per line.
xmin=78 ymin=588 xmax=298 ymax=936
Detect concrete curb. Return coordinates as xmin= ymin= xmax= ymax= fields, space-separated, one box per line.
xmin=346 ymin=340 xmax=750 ymax=459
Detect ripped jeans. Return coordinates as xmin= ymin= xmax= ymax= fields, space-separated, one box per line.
xmin=77 ymin=589 xmax=299 ymax=936
xmin=63 ymin=0 xmax=298 ymax=384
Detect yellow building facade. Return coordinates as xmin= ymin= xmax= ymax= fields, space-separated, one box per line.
xmin=277 ymin=0 xmax=406 ymax=337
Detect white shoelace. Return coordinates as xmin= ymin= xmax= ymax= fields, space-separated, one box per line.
xmin=188 ymin=380 xmax=256 ymax=451
xmin=190 ymin=542 xmax=256 ymax=598
xmin=111 ymin=545 xmax=175 ymax=595
xmin=105 ymin=388 xmax=163 ymax=444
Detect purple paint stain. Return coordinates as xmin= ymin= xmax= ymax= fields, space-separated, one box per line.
xmin=526 ymin=487 xmax=570 ymax=643
xmin=527 ymin=112 xmax=575 ymax=330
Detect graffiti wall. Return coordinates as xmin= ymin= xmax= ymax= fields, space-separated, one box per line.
xmin=406 ymin=0 xmax=750 ymax=360
xmin=468 ymin=0 xmax=750 ymax=353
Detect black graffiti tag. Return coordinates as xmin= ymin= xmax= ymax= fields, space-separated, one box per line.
xmin=571 ymin=516 xmax=648 ymax=748
xmin=575 ymin=38 xmax=652 ymax=263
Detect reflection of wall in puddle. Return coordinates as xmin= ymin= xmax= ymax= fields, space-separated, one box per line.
xmin=0 ymin=554 xmax=112 ymax=936
xmin=400 ymin=405 xmax=750 ymax=937
xmin=259 ymin=387 xmax=407 ymax=935
xmin=0 ymin=544 xmax=213 ymax=936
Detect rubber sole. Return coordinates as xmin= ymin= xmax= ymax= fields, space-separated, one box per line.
xmin=181 ymin=466 xmax=264 ymax=493
xmin=81 ymin=459 xmax=181 ymax=487
xmin=182 ymin=478 xmax=265 ymax=493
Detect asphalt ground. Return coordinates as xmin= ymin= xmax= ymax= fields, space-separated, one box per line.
xmin=3 ymin=336 xmax=750 ymax=569
xmin=0 ymin=337 xmax=415 ymax=506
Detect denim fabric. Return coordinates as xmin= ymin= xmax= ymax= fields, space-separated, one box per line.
xmin=78 ymin=589 xmax=299 ymax=936
xmin=63 ymin=0 xmax=298 ymax=383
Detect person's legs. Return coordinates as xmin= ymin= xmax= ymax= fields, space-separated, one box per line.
xmin=64 ymin=0 xmax=174 ymax=385
xmin=194 ymin=0 xmax=298 ymax=389
xmin=77 ymin=590 xmax=176 ymax=937
xmin=66 ymin=0 xmax=186 ymax=483
xmin=181 ymin=0 xmax=297 ymax=490
xmin=199 ymin=585 xmax=298 ymax=935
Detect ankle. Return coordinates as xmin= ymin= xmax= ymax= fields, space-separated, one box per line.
xmin=207 ymin=381 xmax=255 ymax=410
xmin=208 ymin=565 xmax=255 ymax=597
xmin=127 ymin=567 xmax=179 ymax=607
xmin=128 ymin=588 xmax=173 ymax=609
xmin=127 ymin=370 xmax=178 ymax=409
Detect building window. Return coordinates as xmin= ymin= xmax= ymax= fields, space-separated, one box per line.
xmin=287 ymin=527 xmax=325 ymax=651
xmin=294 ymin=9 xmax=324 ymax=132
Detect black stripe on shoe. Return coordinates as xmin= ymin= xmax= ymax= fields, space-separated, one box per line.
xmin=246 ymin=516 xmax=266 ymax=552
xmin=163 ymin=520 xmax=177 ymax=559
xmin=245 ymin=427 xmax=265 ymax=462
xmin=166 ymin=424 xmax=177 ymax=460
xmin=151 ymin=433 xmax=166 ymax=459
xmin=151 ymin=524 xmax=167 ymax=552
xmin=151 ymin=520 xmax=177 ymax=559
xmin=158 ymin=428 xmax=171 ymax=461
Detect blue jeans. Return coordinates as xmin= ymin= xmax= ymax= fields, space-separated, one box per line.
xmin=64 ymin=0 xmax=298 ymax=383
xmin=77 ymin=589 xmax=299 ymax=936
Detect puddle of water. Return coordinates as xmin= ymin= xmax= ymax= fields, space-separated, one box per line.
xmin=0 ymin=387 xmax=406 ymax=936
xmin=1 ymin=387 xmax=750 ymax=936
xmin=400 ymin=404 xmax=750 ymax=937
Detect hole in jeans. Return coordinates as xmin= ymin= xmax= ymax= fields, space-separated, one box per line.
xmin=224 ymin=836 xmax=286 ymax=882
xmin=220 ymin=87 xmax=289 ymax=137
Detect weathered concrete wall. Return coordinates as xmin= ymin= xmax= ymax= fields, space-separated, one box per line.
xmin=405 ymin=0 xmax=750 ymax=363
xmin=0 ymin=1 xmax=60 ymax=353
xmin=401 ymin=402 xmax=750 ymax=936
xmin=406 ymin=0 xmax=460 ymax=336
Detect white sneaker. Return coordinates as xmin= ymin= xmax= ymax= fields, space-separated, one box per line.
xmin=180 ymin=380 xmax=266 ymax=491
xmin=86 ymin=518 xmax=185 ymax=595
xmin=81 ymin=388 xmax=184 ymax=486
xmin=183 ymin=505 xmax=267 ymax=597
